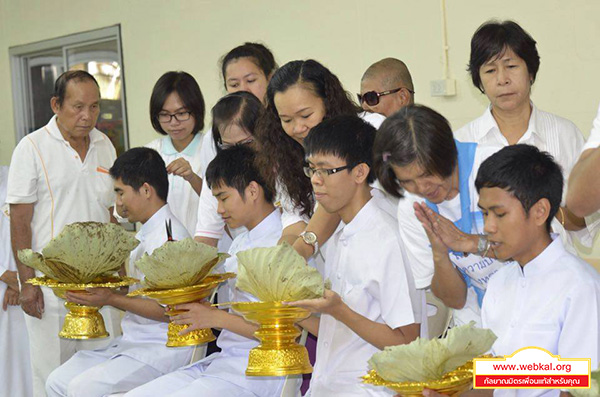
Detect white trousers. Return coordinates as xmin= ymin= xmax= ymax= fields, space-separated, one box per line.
xmin=45 ymin=344 xmax=162 ymax=397
xmin=25 ymin=288 xmax=122 ymax=396
xmin=124 ymin=365 xmax=257 ymax=397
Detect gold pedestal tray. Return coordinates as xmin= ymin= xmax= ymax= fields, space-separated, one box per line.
xmin=362 ymin=360 xmax=475 ymax=396
xmin=28 ymin=276 xmax=139 ymax=339
xmin=231 ymin=301 xmax=313 ymax=377
xmin=129 ymin=273 xmax=235 ymax=347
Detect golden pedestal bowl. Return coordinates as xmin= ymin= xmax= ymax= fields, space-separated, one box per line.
xmin=362 ymin=360 xmax=475 ymax=396
xmin=128 ymin=273 xmax=235 ymax=347
xmin=28 ymin=276 xmax=139 ymax=339
xmin=230 ymin=301 xmax=313 ymax=377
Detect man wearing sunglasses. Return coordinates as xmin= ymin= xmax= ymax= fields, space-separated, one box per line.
xmin=358 ymin=57 xmax=415 ymax=117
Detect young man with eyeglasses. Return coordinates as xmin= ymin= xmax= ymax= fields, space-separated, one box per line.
xmin=358 ymin=57 xmax=415 ymax=117
xmin=288 ymin=115 xmax=422 ymax=396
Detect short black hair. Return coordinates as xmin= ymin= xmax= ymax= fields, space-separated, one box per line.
xmin=304 ymin=115 xmax=376 ymax=183
xmin=149 ymin=71 xmax=205 ymax=136
xmin=53 ymin=70 xmax=100 ymax=107
xmin=373 ymin=105 xmax=457 ymax=198
xmin=109 ymin=147 xmax=169 ymax=202
xmin=220 ymin=42 xmax=277 ymax=88
xmin=205 ymin=145 xmax=274 ymax=204
xmin=468 ymin=20 xmax=540 ymax=93
xmin=211 ymin=91 xmax=263 ymax=150
xmin=475 ymin=144 xmax=562 ymax=232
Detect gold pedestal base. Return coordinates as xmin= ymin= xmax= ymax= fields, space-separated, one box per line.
xmin=231 ymin=301 xmax=313 ymax=377
xmin=60 ymin=301 xmax=109 ymax=339
xmin=166 ymin=323 xmax=216 ymax=347
xmin=128 ymin=273 xmax=236 ymax=348
xmin=28 ymin=276 xmax=139 ymax=340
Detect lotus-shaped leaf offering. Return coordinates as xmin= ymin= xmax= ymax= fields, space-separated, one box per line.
xmin=364 ymin=322 xmax=496 ymax=395
xmin=130 ymin=239 xmax=231 ymax=347
xmin=134 ymin=238 xmax=224 ymax=289
xmin=236 ymin=242 xmax=324 ymax=302
xmin=231 ymin=243 xmax=326 ymax=376
xmin=18 ymin=221 xmax=139 ymax=283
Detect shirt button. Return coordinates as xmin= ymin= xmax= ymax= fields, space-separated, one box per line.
xmin=342 ymin=240 xmax=348 ymax=247
xmin=510 ymin=322 xmax=516 ymax=328
xmin=323 ymin=342 xmax=329 ymax=348
xmin=520 ymin=280 xmax=526 ymax=287
xmin=336 ymin=273 xmax=341 ymax=279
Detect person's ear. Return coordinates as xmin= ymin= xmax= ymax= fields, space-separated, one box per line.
xmin=140 ymin=182 xmax=153 ymax=199
xmin=399 ymin=88 xmax=411 ymax=106
xmin=353 ymin=163 xmax=370 ymax=184
xmin=531 ymin=198 xmax=551 ymax=227
xmin=246 ymin=181 xmax=260 ymax=202
xmin=50 ymin=97 xmax=60 ymax=114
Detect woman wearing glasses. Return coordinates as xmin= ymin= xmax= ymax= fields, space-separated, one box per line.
xmin=194 ymin=92 xmax=263 ymax=247
xmin=455 ymin=20 xmax=594 ymax=249
xmin=146 ymin=71 xmax=205 ymax=235
xmin=254 ymin=59 xmax=388 ymax=262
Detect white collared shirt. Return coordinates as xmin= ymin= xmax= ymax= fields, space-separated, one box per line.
xmin=309 ymin=198 xmax=419 ymax=397
xmin=6 ymin=115 xmax=116 ymax=252
xmin=582 ymin=102 xmax=600 ymax=152
xmin=146 ymin=133 xmax=203 ymax=235
xmin=189 ymin=209 xmax=286 ymax=396
xmin=121 ymin=204 xmax=190 ymax=346
xmin=454 ymin=103 xmax=599 ymax=248
xmin=482 ymin=236 xmax=600 ymax=397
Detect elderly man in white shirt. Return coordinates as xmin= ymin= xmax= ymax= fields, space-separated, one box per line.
xmin=46 ymin=147 xmax=194 ymax=396
xmin=7 ymin=70 xmax=121 ymax=395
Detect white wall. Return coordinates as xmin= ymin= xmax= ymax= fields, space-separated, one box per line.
xmin=1 ymin=0 xmax=600 ymax=254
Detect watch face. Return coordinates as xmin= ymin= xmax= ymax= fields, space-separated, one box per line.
xmin=303 ymin=231 xmax=317 ymax=245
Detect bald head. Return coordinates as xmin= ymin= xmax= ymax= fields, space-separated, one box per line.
xmin=359 ymin=58 xmax=415 ymax=117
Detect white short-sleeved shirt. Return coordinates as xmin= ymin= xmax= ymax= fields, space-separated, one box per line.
xmin=186 ymin=209 xmax=286 ymax=396
xmin=482 ymin=236 xmax=600 ymax=397
xmin=309 ymin=198 xmax=419 ymax=397
xmin=454 ymin=103 xmax=599 ymax=248
xmin=6 ymin=115 xmax=116 ymax=252
xmin=397 ymin=144 xmax=506 ymax=326
xmin=118 ymin=204 xmax=193 ymax=373
xmin=582 ymin=102 xmax=600 ymax=152
xmin=146 ymin=133 xmax=203 ymax=235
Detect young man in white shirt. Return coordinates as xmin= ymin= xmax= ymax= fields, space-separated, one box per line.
xmin=475 ymin=144 xmax=599 ymax=397
xmin=290 ymin=115 xmax=421 ymax=396
xmin=46 ymin=147 xmax=194 ymax=397
xmin=126 ymin=145 xmax=288 ymax=397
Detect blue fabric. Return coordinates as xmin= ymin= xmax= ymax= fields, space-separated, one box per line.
xmin=161 ymin=133 xmax=202 ymax=156
xmin=425 ymin=140 xmax=486 ymax=307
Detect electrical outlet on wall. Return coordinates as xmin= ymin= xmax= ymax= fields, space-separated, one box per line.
xmin=430 ymin=79 xmax=456 ymax=97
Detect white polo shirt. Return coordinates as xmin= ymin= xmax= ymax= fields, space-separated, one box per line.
xmin=309 ymin=198 xmax=419 ymax=397
xmin=454 ymin=103 xmax=599 ymax=248
xmin=482 ymin=236 xmax=600 ymax=397
xmin=146 ymin=133 xmax=203 ymax=235
xmin=6 ymin=115 xmax=116 ymax=252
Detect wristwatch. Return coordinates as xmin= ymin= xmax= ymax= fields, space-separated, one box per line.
xmin=299 ymin=231 xmax=319 ymax=255
xmin=476 ymin=234 xmax=490 ymax=256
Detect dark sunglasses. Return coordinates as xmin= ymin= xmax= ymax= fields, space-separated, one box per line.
xmin=357 ymin=87 xmax=415 ymax=106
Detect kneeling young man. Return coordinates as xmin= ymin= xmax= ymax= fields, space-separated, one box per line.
xmin=46 ymin=147 xmax=193 ymax=397
xmin=476 ymin=144 xmax=600 ymax=397
xmin=126 ymin=145 xmax=289 ymax=397
xmin=290 ymin=115 xmax=421 ymax=396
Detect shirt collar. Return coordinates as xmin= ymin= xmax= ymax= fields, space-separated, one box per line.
xmin=340 ymin=197 xmax=376 ymax=239
xmin=161 ymin=133 xmax=202 ymax=156
xmin=520 ymin=233 xmax=563 ymax=277
xmin=247 ymin=209 xmax=281 ymax=243
xmin=45 ymin=115 xmax=104 ymax=145
xmin=477 ymin=102 xmax=545 ymax=145
xmin=136 ymin=204 xmax=170 ymax=241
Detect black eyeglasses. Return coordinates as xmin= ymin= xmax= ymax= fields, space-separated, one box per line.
xmin=357 ymin=87 xmax=415 ymax=107
xmin=157 ymin=111 xmax=192 ymax=123
xmin=217 ymin=136 xmax=254 ymax=150
xmin=303 ymin=164 xmax=353 ymax=179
